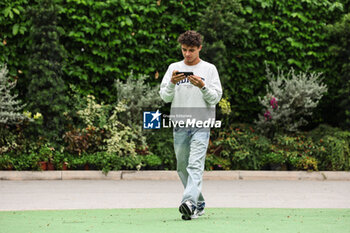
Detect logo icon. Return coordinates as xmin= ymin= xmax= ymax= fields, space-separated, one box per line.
xmin=143 ymin=110 xmax=161 ymax=129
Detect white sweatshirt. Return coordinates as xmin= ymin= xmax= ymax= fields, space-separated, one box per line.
xmin=159 ymin=60 xmax=222 ymax=108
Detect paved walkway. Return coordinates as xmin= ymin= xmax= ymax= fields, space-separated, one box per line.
xmin=1 ymin=180 xmax=349 ymax=211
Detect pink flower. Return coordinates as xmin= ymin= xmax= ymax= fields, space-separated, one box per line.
xmin=264 ymin=111 xmax=272 ymax=121
xmin=270 ymin=97 xmax=278 ymax=109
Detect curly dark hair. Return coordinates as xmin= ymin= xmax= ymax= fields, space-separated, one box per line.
xmin=177 ymin=30 xmax=202 ymax=47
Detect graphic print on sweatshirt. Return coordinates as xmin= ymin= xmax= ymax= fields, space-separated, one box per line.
xmin=176 ymin=77 xmax=205 ymax=85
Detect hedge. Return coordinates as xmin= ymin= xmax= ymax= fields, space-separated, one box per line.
xmin=0 ymin=0 xmax=349 ymax=126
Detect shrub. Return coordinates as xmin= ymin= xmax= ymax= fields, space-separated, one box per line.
xmin=84 ymin=152 xmax=142 ymax=174
xmin=198 ymin=0 xmax=249 ymax=84
xmin=142 ymin=154 xmax=163 ymax=170
xmin=207 ymin=125 xmax=350 ymax=171
xmin=0 ymin=154 xmax=13 ymax=170
xmin=63 ymin=93 xmax=108 ymax=155
xmin=217 ymin=97 xmax=232 ymax=128
xmin=0 ymin=111 xmax=44 ymax=158
xmin=290 ymin=155 xmax=318 ymax=171
xmin=74 ymin=94 xmax=144 ymax=159
xmin=146 ymin=128 xmax=176 ymax=170
xmin=197 ymin=0 xmax=251 ymax=121
xmin=10 ymin=152 xmax=40 ymax=171
xmin=114 ymin=73 xmax=164 ymax=141
xmin=326 ymin=13 xmax=350 ymax=130
xmin=75 ymin=94 xmax=111 ymax=129
xmin=207 ymin=124 xmax=271 ymax=170
xmin=262 ymin=152 xmax=287 ymax=170
xmin=26 ymin=0 xmax=70 ymax=143
xmin=255 ymin=65 xmax=328 ymax=138
xmin=114 ymin=73 xmax=165 ymax=162
xmin=52 ymin=150 xmax=68 ymax=170
xmin=63 ymin=126 xmax=105 ymax=156
xmin=0 ymin=64 xmax=28 ymax=125
xmin=0 ymin=94 xmax=42 ymax=159
xmin=103 ymin=103 xmax=141 ymax=156
xmin=317 ymin=135 xmax=349 ymax=171
xmin=37 ymin=143 xmax=55 ymax=163
xmin=308 ymin=124 xmax=350 ymax=171
xmin=268 ymin=134 xmax=321 ymax=171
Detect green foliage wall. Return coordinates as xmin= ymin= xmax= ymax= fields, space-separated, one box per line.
xmin=0 ymin=0 xmax=349 ymax=127
xmin=59 ymin=0 xmax=208 ymax=100
xmin=0 ymin=0 xmax=31 ymax=83
xmin=326 ymin=13 xmax=350 ymax=129
xmin=199 ymin=0 xmax=346 ymax=123
xmin=1 ymin=0 xmax=209 ymax=100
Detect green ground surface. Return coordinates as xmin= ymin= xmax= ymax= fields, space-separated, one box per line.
xmin=0 ymin=208 xmax=349 ymax=233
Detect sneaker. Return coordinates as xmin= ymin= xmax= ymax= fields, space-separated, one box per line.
xmin=181 ymin=215 xmax=192 ymax=220
xmin=179 ymin=201 xmax=195 ymax=221
xmin=191 ymin=202 xmax=205 ymax=219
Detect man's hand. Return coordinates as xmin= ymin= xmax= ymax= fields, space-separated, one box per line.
xmin=171 ymin=70 xmax=187 ymax=84
xmin=188 ymin=75 xmax=205 ymax=88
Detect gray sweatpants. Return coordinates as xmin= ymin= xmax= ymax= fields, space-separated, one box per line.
xmin=173 ymin=127 xmax=210 ymax=206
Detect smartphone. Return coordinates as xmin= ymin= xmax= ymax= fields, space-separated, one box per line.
xmin=175 ymin=72 xmax=193 ymax=77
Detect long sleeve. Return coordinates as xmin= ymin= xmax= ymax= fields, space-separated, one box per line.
xmin=201 ymin=66 xmax=222 ymax=106
xmin=159 ymin=66 xmax=175 ymax=103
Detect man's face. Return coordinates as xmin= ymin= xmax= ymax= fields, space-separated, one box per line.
xmin=181 ymin=44 xmax=202 ymax=65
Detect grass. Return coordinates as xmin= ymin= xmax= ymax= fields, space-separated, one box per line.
xmin=0 ymin=208 xmax=349 ymax=233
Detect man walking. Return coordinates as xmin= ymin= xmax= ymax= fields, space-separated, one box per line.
xmin=159 ymin=30 xmax=222 ymax=220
